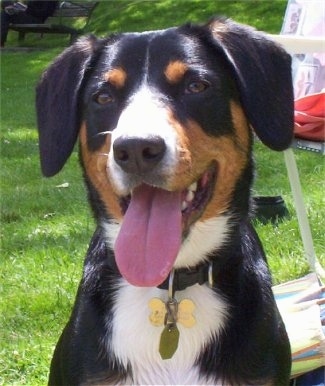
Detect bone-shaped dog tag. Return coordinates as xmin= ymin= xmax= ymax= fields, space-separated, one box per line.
xmin=148 ymin=298 xmax=196 ymax=327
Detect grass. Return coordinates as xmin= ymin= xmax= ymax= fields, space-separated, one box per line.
xmin=1 ymin=53 xmax=91 ymax=384
xmin=4 ymin=0 xmax=287 ymax=48
xmin=252 ymin=144 xmax=325 ymax=282
xmin=1 ymin=1 xmax=324 ymax=385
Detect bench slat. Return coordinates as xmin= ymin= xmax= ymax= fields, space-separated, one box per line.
xmin=9 ymin=1 xmax=98 ymax=44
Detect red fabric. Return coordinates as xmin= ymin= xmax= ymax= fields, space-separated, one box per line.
xmin=294 ymin=92 xmax=325 ymax=141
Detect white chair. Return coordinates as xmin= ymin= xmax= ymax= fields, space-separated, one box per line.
xmin=268 ymin=0 xmax=324 ymax=278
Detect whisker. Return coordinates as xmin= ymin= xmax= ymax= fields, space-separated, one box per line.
xmin=95 ymin=131 xmax=112 ymax=137
xmin=90 ymin=131 xmax=111 ymax=158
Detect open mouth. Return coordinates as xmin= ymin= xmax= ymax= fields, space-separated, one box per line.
xmin=114 ymin=163 xmax=217 ymax=287
xmin=119 ymin=163 xmax=217 ymax=230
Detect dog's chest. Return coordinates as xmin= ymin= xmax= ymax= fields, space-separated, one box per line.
xmin=106 ymin=281 xmax=228 ymax=384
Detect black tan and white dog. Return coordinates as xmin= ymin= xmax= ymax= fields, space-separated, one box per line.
xmin=36 ymin=17 xmax=293 ymax=386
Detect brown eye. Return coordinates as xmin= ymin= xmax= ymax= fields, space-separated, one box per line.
xmin=186 ymin=80 xmax=209 ymax=94
xmin=96 ymin=92 xmax=114 ymax=104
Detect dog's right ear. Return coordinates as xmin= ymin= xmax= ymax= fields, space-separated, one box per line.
xmin=36 ymin=36 xmax=98 ymax=177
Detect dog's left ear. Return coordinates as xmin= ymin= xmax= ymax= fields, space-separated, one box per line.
xmin=36 ymin=36 xmax=99 ymax=177
xmin=207 ymin=18 xmax=294 ymax=151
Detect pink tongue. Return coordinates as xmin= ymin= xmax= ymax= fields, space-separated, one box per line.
xmin=114 ymin=184 xmax=182 ymax=287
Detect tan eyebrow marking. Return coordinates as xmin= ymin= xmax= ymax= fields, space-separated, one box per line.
xmin=104 ymin=67 xmax=127 ymax=88
xmin=164 ymin=60 xmax=188 ymax=84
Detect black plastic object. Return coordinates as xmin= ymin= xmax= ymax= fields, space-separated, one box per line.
xmin=252 ymin=196 xmax=290 ymax=224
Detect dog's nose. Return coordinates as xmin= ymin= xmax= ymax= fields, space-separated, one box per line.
xmin=113 ymin=136 xmax=166 ymax=174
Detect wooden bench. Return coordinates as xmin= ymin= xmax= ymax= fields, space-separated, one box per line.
xmin=9 ymin=1 xmax=98 ymax=44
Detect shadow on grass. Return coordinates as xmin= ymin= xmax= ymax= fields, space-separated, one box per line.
xmin=91 ymin=0 xmax=287 ymax=36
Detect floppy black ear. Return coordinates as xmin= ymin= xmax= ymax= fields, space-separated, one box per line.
xmin=36 ymin=36 xmax=98 ymax=177
xmin=207 ymin=18 xmax=294 ymax=151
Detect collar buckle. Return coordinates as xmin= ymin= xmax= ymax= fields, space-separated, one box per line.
xmin=158 ymin=262 xmax=213 ymax=292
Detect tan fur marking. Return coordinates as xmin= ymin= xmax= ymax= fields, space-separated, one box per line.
xmin=188 ymin=122 xmax=248 ymax=220
xmin=166 ymin=102 xmax=250 ymax=220
xmin=79 ymin=124 xmax=123 ymax=220
xmin=165 ymin=60 xmax=188 ymax=84
xmin=104 ymin=67 xmax=127 ymax=89
xmin=230 ymin=101 xmax=251 ymax=151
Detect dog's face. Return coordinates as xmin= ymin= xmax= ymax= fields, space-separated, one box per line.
xmin=36 ymin=18 xmax=293 ymax=287
xmin=82 ymin=28 xmax=248 ymax=212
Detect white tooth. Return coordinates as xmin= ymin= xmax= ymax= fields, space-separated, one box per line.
xmin=182 ymin=201 xmax=188 ymax=211
xmin=189 ymin=182 xmax=197 ymax=192
xmin=186 ymin=190 xmax=194 ymax=202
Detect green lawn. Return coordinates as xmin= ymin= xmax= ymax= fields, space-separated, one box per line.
xmin=1 ymin=1 xmax=324 ymax=385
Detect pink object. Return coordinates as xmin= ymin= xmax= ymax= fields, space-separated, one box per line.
xmin=115 ymin=184 xmax=182 ymax=287
xmin=294 ymin=91 xmax=325 ymax=141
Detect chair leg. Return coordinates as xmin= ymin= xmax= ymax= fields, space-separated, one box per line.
xmin=69 ymin=32 xmax=78 ymax=45
xmin=283 ymin=148 xmax=324 ymax=278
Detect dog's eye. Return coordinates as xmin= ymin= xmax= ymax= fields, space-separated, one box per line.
xmin=185 ymin=80 xmax=209 ymax=94
xmin=95 ymin=92 xmax=114 ymax=105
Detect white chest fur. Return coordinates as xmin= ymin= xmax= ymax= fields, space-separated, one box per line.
xmin=106 ymin=281 xmax=229 ymax=385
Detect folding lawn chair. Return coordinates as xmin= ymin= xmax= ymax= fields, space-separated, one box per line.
xmin=269 ymin=0 xmax=325 ymax=383
xmin=271 ymin=0 xmax=325 ymax=279
xmin=273 ymin=273 xmax=325 ymax=383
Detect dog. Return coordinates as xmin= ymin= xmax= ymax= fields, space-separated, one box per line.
xmin=36 ymin=17 xmax=293 ymax=386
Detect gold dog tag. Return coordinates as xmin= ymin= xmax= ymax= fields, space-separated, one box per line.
xmin=148 ymin=298 xmax=165 ymax=326
xmin=148 ymin=298 xmax=196 ymax=327
xmin=177 ymin=299 xmax=196 ymax=327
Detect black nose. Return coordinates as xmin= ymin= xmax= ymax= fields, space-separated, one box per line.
xmin=113 ymin=136 xmax=166 ymax=174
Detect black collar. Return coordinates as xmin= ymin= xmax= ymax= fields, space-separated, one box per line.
xmin=157 ymin=262 xmax=212 ymax=291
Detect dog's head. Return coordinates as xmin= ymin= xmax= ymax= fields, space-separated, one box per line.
xmin=36 ymin=18 xmax=293 ymax=287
